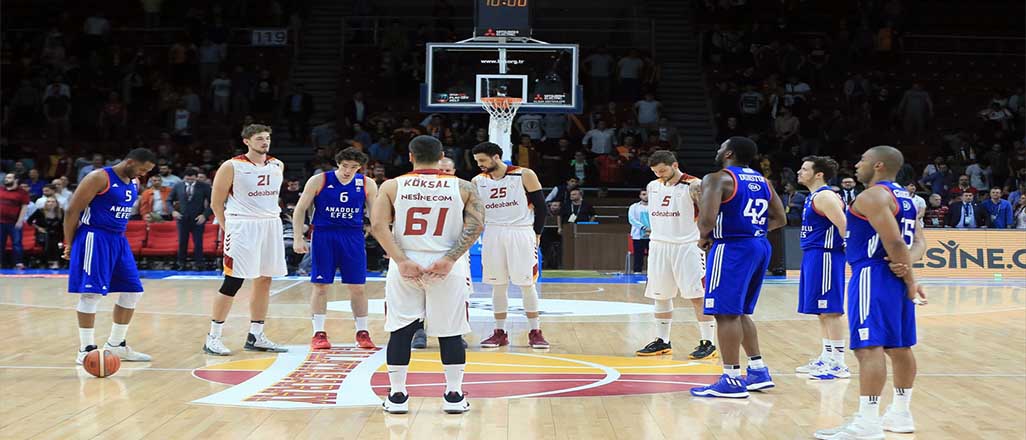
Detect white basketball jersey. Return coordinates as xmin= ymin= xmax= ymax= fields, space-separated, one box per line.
xmin=646 ymin=174 xmax=700 ymax=243
xmin=225 ymin=155 xmax=284 ymax=219
xmin=473 ymin=167 xmax=533 ymax=227
xmin=392 ymin=170 xmax=465 ymax=253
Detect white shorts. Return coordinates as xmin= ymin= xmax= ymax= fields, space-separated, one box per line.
xmin=644 ymin=241 xmax=706 ymax=300
xmin=482 ymin=225 xmax=538 ymax=286
xmin=223 ymin=217 xmax=287 ymax=279
xmin=384 ymin=251 xmax=473 ymax=337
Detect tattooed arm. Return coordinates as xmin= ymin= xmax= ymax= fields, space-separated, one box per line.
xmin=425 ymin=179 xmax=485 ymax=279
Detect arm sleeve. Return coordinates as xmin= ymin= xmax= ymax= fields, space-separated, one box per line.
xmin=528 ymin=189 xmax=547 ymax=235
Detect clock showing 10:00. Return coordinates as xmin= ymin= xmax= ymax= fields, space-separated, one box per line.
xmin=476 ymin=0 xmax=532 ymax=37
xmin=484 ymin=0 xmax=528 ymax=6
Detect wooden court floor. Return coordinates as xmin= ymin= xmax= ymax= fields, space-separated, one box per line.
xmin=0 ymin=275 xmax=1023 ymax=439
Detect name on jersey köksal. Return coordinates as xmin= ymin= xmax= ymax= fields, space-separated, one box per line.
xmin=403 ymin=179 xmax=452 ymax=189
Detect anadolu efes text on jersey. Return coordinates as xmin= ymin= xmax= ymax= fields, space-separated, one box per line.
xmin=713 ymin=166 xmax=774 ymax=239
xmin=845 ymin=181 xmax=918 ymax=267
xmin=392 ymin=170 xmax=465 ymax=253
xmin=312 ymin=172 xmax=365 ymax=228
xmin=80 ymin=167 xmax=138 ymax=233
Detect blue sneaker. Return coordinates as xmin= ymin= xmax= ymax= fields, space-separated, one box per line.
xmin=690 ymin=374 xmax=750 ymax=398
xmin=745 ymin=366 xmax=775 ymax=391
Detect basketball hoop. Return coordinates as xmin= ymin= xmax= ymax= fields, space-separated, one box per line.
xmin=481 ymin=97 xmax=523 ymax=162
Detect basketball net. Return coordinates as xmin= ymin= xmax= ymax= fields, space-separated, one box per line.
xmin=481 ymin=97 xmax=522 ymax=162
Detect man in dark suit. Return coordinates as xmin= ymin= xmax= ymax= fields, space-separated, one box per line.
xmin=286 ymin=83 xmax=315 ymax=142
xmin=343 ymin=90 xmax=369 ymax=127
xmin=169 ymin=168 xmax=213 ymax=269
xmin=946 ymin=191 xmax=990 ymax=229
xmin=836 ymin=176 xmax=861 ymax=206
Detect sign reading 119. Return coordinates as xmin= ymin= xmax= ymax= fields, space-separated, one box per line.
xmin=485 ymin=0 xmax=528 ymax=6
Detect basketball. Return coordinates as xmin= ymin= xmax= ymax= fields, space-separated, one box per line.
xmin=82 ymin=349 xmax=121 ymax=378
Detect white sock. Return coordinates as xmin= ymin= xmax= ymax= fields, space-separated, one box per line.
xmin=893 ymin=388 xmax=913 ymax=411
xmin=388 ymin=365 xmax=408 ymax=394
xmin=210 ymin=320 xmax=224 ymax=338
xmin=312 ymin=314 xmax=326 ymax=333
xmin=698 ymin=320 xmax=716 ymax=342
xmin=250 ymin=321 xmax=264 ymax=336
xmin=443 ymin=364 xmax=465 ymax=394
xmin=495 ymin=319 xmax=506 ymax=332
xmin=724 ymin=364 xmax=742 ymax=378
xmin=79 ymin=328 xmax=95 ymax=350
xmin=355 ymin=316 xmax=368 ymax=332
xmin=859 ymin=395 xmax=881 ymax=422
xmin=748 ymin=355 xmax=766 ymax=369
xmin=107 ymin=323 xmax=129 ymax=346
xmin=830 ymin=339 xmax=846 ymax=365
xmin=528 ymin=317 xmax=540 ymax=330
xmin=657 ymin=319 xmax=671 ymax=342
xmin=821 ymin=338 xmax=832 ymax=360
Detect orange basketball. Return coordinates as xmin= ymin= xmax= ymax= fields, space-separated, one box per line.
xmin=83 ymin=349 xmax=121 ymax=378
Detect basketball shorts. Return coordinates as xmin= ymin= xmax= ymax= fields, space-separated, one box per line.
xmin=223 ymin=217 xmax=287 ymax=279
xmin=645 ymin=240 xmax=706 ymax=300
xmin=481 ymin=225 xmax=538 ymax=286
xmin=797 ymin=248 xmax=846 ymax=315
xmin=703 ymin=237 xmax=771 ymax=315
xmin=68 ymin=227 xmax=143 ymax=295
xmin=848 ymin=262 xmax=917 ymax=350
xmin=310 ymin=227 xmax=366 ymax=285
xmin=384 ymin=251 xmax=472 ymax=338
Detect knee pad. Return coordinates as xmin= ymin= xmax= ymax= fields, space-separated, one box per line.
xmin=115 ymin=292 xmax=143 ymax=309
xmin=491 ymin=284 xmax=509 ymax=314
xmin=438 ymin=335 xmax=466 ymax=365
xmin=76 ymin=294 xmax=101 ymax=314
xmin=386 ymin=320 xmax=423 ymax=366
xmin=654 ymin=298 xmax=674 ymax=314
xmin=519 ymin=284 xmax=539 ymax=313
xmin=219 ymin=276 xmax=244 ymax=297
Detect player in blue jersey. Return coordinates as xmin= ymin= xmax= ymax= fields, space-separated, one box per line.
xmin=815 ymin=146 xmax=928 ymax=439
xmin=293 ymin=147 xmax=379 ymax=349
xmin=690 ymin=137 xmax=786 ymax=399
xmin=62 ymin=148 xmax=156 ymax=365
xmin=795 ymin=156 xmax=850 ymax=380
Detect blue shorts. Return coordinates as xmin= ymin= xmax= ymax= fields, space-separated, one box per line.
xmin=848 ymin=262 xmax=917 ymax=350
xmin=310 ymin=228 xmax=366 ymax=285
xmin=68 ymin=227 xmax=143 ymax=295
xmin=703 ymin=238 xmax=771 ymax=315
xmin=798 ymin=248 xmax=846 ymax=315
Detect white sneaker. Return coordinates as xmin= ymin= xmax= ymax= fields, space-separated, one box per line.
xmin=796 ymin=358 xmax=827 ymax=374
xmin=882 ymin=404 xmax=915 ymax=433
xmin=76 ymin=345 xmax=97 ymax=365
xmin=442 ymin=392 xmax=470 ymax=414
xmin=810 ymin=361 xmax=851 ymax=380
xmin=382 ymin=392 xmax=409 ymax=414
xmin=245 ymin=332 xmax=288 ymax=352
xmin=104 ymin=341 xmax=152 ymax=362
xmin=204 ymin=334 xmax=232 ymax=356
xmin=814 ymin=415 xmax=885 ymax=440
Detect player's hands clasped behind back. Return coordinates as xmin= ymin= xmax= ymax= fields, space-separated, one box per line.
xmin=398 ymin=259 xmax=427 ymax=283
xmin=424 ymin=257 xmax=455 ymax=282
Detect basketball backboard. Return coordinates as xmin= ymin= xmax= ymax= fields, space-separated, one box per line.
xmin=421 ymin=42 xmax=582 ymax=114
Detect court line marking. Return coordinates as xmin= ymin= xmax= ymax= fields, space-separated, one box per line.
xmin=270 ymin=280 xmax=305 ymax=297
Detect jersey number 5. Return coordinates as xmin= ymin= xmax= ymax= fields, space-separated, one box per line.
xmin=404 ymin=207 xmax=450 ymax=236
xmin=661 ymin=195 xmax=671 ymax=207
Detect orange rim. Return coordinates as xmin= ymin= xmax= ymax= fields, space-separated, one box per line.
xmin=480 ymin=97 xmax=523 ymax=110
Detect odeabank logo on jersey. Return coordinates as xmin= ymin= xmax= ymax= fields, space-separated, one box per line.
xmin=191 ymin=346 xmax=719 ymax=409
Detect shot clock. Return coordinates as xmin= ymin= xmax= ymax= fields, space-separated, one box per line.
xmin=475 ymin=0 xmax=532 ymax=38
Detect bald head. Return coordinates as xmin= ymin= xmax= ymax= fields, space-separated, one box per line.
xmin=439 ymin=157 xmax=456 ymax=175
xmin=867 ymin=145 xmax=904 ymax=171
xmin=855 ymin=145 xmax=904 ymax=184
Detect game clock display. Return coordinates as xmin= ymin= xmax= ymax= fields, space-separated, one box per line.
xmin=476 ymin=0 xmax=531 ymax=38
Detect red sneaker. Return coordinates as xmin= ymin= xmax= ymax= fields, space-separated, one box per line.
xmin=311 ymin=331 xmax=332 ymax=349
xmin=479 ymin=329 xmax=509 ymax=348
xmin=528 ymin=329 xmax=550 ymax=349
xmin=355 ymin=330 xmax=376 ymax=349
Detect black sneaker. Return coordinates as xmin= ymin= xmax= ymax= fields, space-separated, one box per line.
xmin=244 ymin=332 xmax=287 ymax=352
xmin=636 ymin=338 xmax=672 ymax=356
xmin=689 ymin=340 xmax=718 ymax=360
xmin=442 ymin=391 xmax=470 ymax=414
xmin=412 ymin=328 xmax=427 ymax=349
xmin=382 ymin=392 xmax=409 ymax=414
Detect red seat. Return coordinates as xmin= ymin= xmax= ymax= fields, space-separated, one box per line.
xmin=125 ymin=221 xmax=147 ymax=255
xmin=139 ymin=222 xmax=179 ymax=257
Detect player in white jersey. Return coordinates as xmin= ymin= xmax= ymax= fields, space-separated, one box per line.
xmin=372 ymin=135 xmax=484 ymax=414
xmin=203 ymin=124 xmax=288 ymax=356
xmin=470 ymin=142 xmax=550 ymax=349
xmin=636 ymin=151 xmax=719 ymax=360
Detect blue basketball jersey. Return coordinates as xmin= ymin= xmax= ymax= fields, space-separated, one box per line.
xmin=80 ymin=167 xmax=137 ymax=233
xmin=713 ymin=166 xmax=774 ymax=240
xmin=312 ymin=172 xmax=365 ymax=230
xmin=800 ymin=186 xmax=844 ymax=250
xmin=845 ymin=181 xmax=918 ymax=267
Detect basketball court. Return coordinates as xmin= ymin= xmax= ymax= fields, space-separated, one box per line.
xmin=0 ymin=273 xmax=1023 ymax=439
